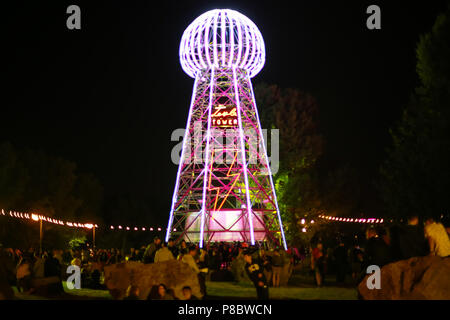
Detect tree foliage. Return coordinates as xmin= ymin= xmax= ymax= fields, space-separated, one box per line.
xmin=254 ymin=83 xmax=324 ymax=244
xmin=0 ymin=142 xmax=104 ymax=248
xmin=380 ymin=7 xmax=450 ymax=219
xmin=0 ymin=142 xmax=103 ymax=221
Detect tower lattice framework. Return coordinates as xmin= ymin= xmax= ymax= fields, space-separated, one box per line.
xmin=165 ymin=9 xmax=287 ymax=249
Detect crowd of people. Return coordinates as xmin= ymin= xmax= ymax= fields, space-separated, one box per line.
xmin=1 ymin=215 xmax=449 ymax=299
xmin=309 ymin=216 xmax=450 ymax=287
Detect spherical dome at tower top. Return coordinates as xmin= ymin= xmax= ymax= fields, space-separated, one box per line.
xmin=179 ymin=9 xmax=265 ymax=78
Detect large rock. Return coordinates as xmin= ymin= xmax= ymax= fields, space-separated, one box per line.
xmin=358 ymin=256 xmax=450 ymax=300
xmin=103 ymin=260 xmax=202 ymax=300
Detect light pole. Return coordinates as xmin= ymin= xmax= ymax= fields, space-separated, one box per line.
xmin=93 ymin=225 xmax=96 ymax=249
xmin=39 ymin=218 xmax=43 ymax=255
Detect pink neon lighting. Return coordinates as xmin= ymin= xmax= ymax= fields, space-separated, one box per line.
xmin=167 ymin=9 xmax=287 ymax=248
xmin=199 ymin=67 xmax=216 ymax=248
xmin=165 ymin=77 xmax=200 ymax=243
xmin=185 ymin=210 xmax=266 ymax=242
xmin=179 ymin=9 xmax=265 ymax=78
xmin=249 ymin=77 xmax=288 ymax=249
xmin=233 ymin=66 xmax=255 ymax=245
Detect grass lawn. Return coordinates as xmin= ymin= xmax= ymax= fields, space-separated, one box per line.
xmin=11 ymin=268 xmax=358 ymax=300
xmin=206 ymin=281 xmax=357 ymax=300
xmin=12 ymin=282 xmax=112 ymax=300
xmin=12 ymin=280 xmax=357 ymax=300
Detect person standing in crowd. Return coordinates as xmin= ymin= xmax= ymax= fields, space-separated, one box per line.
xmin=259 ymin=248 xmax=272 ymax=283
xmin=197 ymin=248 xmax=209 ymax=296
xmin=424 ymin=217 xmax=450 ymax=257
xmin=0 ymin=247 xmax=15 ymax=299
xmin=143 ymin=236 xmax=161 ymax=264
xmin=349 ymin=242 xmax=364 ymax=283
xmin=243 ymin=250 xmax=269 ymax=300
xmin=181 ymin=246 xmax=200 ymax=273
xmin=365 ymin=227 xmax=392 ymax=268
xmin=178 ymin=240 xmax=188 ymax=258
xmin=311 ymin=243 xmax=325 ymax=287
xmin=128 ymin=248 xmax=139 ymax=261
xmin=208 ymin=246 xmax=222 ymax=271
xmin=44 ymin=249 xmax=62 ymax=278
xmin=182 ymin=246 xmax=207 ymax=297
xmin=154 ymin=242 xmax=174 ymax=263
xmin=32 ymin=251 xmax=45 ymax=278
xmin=394 ymin=215 xmax=428 ymax=260
xmin=167 ymin=238 xmax=179 ymax=259
xmin=334 ymin=240 xmax=348 ymax=285
xmin=271 ymin=248 xmax=284 ymax=287
xmin=16 ymin=256 xmax=33 ymax=294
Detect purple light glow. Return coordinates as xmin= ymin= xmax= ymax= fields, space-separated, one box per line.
xmin=167 ymin=9 xmax=287 ymax=249
xmin=233 ymin=66 xmax=255 ymax=245
xmin=199 ymin=67 xmax=216 ymax=248
xmin=180 ymin=9 xmax=265 ymax=78
xmin=165 ymin=77 xmax=200 ymax=243
xmin=250 ymin=75 xmax=288 ymax=249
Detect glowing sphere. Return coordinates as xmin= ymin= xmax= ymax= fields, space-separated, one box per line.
xmin=179 ymin=9 xmax=265 ymax=78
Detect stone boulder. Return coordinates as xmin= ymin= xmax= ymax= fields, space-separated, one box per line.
xmin=358 ymin=256 xmax=450 ymax=300
xmin=104 ymin=260 xmax=202 ymax=300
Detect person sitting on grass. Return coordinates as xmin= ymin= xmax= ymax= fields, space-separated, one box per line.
xmin=182 ymin=286 xmax=198 ymax=300
xmin=424 ymin=216 xmax=450 ymax=257
xmin=147 ymin=283 xmax=174 ymax=300
xmin=124 ymin=285 xmax=140 ymax=300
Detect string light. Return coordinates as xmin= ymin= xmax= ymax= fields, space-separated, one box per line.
xmin=318 ymin=214 xmax=384 ymax=224
xmin=1 ymin=209 xmax=96 ymax=229
xmin=1 ymin=208 xmax=167 ymax=232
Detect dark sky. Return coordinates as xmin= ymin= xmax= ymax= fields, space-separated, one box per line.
xmin=4 ymin=0 xmax=449 ymax=225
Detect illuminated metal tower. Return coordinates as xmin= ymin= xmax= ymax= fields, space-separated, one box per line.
xmin=165 ymin=9 xmax=287 ymax=249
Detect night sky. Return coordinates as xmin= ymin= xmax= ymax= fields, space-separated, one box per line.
xmin=4 ymin=1 xmax=449 ymax=226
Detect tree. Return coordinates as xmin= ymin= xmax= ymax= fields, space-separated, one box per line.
xmin=254 ymin=83 xmax=324 ymax=244
xmin=380 ymin=7 xmax=450 ymax=220
xmin=320 ymin=163 xmax=361 ymax=218
xmin=73 ymin=173 xmax=104 ymax=223
xmin=0 ymin=142 xmax=28 ymax=209
xmin=0 ymin=142 xmax=104 ymax=248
